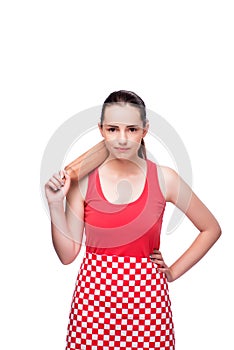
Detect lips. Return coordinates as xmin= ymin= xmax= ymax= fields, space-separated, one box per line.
xmin=114 ymin=147 xmax=130 ymax=151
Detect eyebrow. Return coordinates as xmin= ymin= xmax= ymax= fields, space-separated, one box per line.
xmin=105 ymin=124 xmax=141 ymax=128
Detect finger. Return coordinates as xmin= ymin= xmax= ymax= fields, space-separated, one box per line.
xmin=63 ymin=171 xmax=71 ymax=187
xmin=150 ymin=260 xmax=165 ymax=270
xmin=63 ymin=170 xmax=70 ymax=180
xmin=53 ymin=173 xmax=65 ymax=186
xmin=151 ymin=250 xmax=162 ymax=257
xmin=152 ymin=253 xmax=163 ymax=259
xmin=60 ymin=171 xmax=71 ymax=195
xmin=158 ymin=266 xmax=169 ymax=273
xmin=150 ymin=254 xmax=163 ymax=262
xmin=47 ymin=180 xmax=60 ymax=192
xmin=50 ymin=177 xmax=63 ymax=188
xmin=54 ymin=172 xmax=66 ymax=185
xmin=59 ymin=170 xmax=66 ymax=181
xmin=153 ymin=259 xmax=165 ymax=267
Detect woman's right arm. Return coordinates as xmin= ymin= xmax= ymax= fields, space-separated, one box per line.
xmin=45 ymin=170 xmax=86 ymax=265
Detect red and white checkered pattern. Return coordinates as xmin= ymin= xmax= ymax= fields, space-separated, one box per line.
xmin=66 ymin=252 xmax=175 ymax=350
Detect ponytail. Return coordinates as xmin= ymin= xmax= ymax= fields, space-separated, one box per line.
xmin=138 ymin=138 xmax=147 ymax=160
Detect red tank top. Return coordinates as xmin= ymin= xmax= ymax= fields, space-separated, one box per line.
xmin=84 ymin=159 xmax=166 ymax=258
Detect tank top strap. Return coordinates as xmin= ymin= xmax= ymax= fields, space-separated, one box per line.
xmin=147 ymin=159 xmax=165 ymax=204
xmin=84 ymin=168 xmax=99 ymax=205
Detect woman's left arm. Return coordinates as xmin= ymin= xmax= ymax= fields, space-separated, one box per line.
xmin=154 ymin=166 xmax=222 ymax=282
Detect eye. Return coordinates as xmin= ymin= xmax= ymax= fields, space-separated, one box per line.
xmin=128 ymin=127 xmax=138 ymax=132
xmin=107 ymin=127 xmax=117 ymax=133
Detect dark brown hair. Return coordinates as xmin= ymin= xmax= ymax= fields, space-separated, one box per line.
xmin=100 ymin=90 xmax=147 ymax=159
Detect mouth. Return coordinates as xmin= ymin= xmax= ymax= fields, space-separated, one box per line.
xmin=114 ymin=147 xmax=130 ymax=152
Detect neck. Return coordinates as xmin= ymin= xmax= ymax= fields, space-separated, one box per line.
xmin=100 ymin=154 xmax=146 ymax=176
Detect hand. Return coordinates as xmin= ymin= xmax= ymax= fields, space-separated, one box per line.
xmin=45 ymin=170 xmax=71 ymax=204
xmin=150 ymin=249 xmax=174 ymax=282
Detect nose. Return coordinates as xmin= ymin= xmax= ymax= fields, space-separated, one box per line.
xmin=118 ymin=130 xmax=128 ymax=145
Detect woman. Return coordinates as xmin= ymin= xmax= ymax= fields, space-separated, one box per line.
xmin=45 ymin=90 xmax=221 ymax=350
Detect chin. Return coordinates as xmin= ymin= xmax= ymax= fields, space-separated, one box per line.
xmin=114 ymin=152 xmax=137 ymax=161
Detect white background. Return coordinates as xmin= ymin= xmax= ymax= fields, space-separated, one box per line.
xmin=1 ymin=0 xmax=233 ymax=349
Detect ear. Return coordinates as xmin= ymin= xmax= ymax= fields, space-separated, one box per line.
xmin=98 ymin=122 xmax=104 ymax=137
xmin=142 ymin=121 xmax=149 ymax=138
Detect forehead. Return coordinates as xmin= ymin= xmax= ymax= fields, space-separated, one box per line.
xmin=103 ymin=103 xmax=142 ymax=125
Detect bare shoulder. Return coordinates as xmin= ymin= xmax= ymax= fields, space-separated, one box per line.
xmin=158 ymin=165 xmax=179 ymax=182
xmin=156 ymin=165 xmax=181 ymax=202
xmin=67 ymin=174 xmax=89 ymax=204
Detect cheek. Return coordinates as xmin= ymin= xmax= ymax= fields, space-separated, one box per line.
xmin=103 ymin=132 xmax=116 ymax=142
xmin=103 ymin=137 xmax=115 ymax=152
xmin=131 ymin=133 xmax=143 ymax=144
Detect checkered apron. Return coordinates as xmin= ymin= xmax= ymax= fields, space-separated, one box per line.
xmin=66 ymin=252 xmax=175 ymax=350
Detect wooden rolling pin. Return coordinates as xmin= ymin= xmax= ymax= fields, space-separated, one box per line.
xmin=64 ymin=140 xmax=109 ymax=182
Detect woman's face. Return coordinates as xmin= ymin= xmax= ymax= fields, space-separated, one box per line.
xmin=98 ymin=103 xmax=149 ymax=160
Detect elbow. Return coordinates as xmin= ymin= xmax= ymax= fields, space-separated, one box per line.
xmin=202 ymin=222 xmax=222 ymax=243
xmin=59 ymin=246 xmax=81 ymax=265
xmin=60 ymin=255 xmax=78 ymax=265
xmin=217 ymin=227 xmax=222 ymax=239
xmin=60 ymin=258 xmax=74 ymax=265
xmin=213 ymin=222 xmax=222 ymax=241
